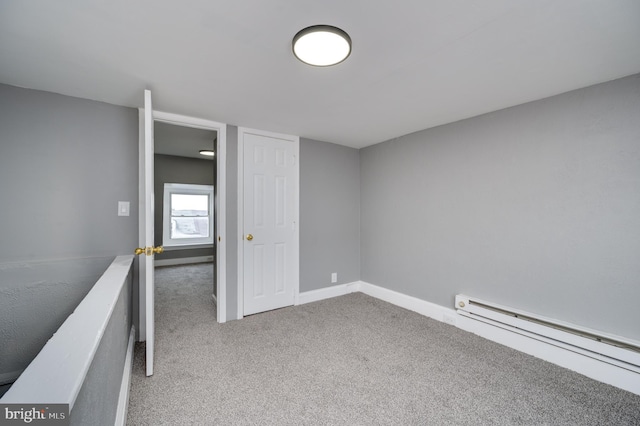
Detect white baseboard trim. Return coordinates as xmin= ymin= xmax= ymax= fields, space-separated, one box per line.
xmin=297 ymin=282 xmax=360 ymax=305
xmin=455 ymin=314 xmax=640 ymax=395
xmin=356 ymin=280 xmax=640 ymax=396
xmin=155 ymin=256 xmax=214 ymax=267
xmin=297 ymin=281 xmax=456 ymax=321
xmin=115 ymin=326 xmax=136 ymax=426
xmin=295 ymin=279 xmax=640 ymax=395
xmin=358 ymin=281 xmax=457 ymax=322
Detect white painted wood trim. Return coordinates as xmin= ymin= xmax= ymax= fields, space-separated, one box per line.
xmin=154 ymin=111 xmax=224 ymax=131
xmin=1 ymin=256 xmax=135 ymax=406
xmin=212 ymin=293 xmax=218 ymax=305
xmin=216 ymin=124 xmax=227 ymax=324
xmin=358 ymin=281 xmax=455 ymax=322
xmin=357 ymin=280 xmax=640 ymax=396
xmin=239 ymin=127 xmax=301 ymax=142
xmin=155 ymin=256 xmax=214 ymax=267
xmin=115 ymin=325 xmax=136 ymax=426
xmin=236 ymin=128 xmax=244 ymax=320
xmin=297 ymin=282 xmax=361 ymax=305
xmin=293 ymin=135 xmax=300 ymax=307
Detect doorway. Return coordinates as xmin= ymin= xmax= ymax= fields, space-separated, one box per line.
xmin=153 ymin=113 xmax=227 ymax=324
xmin=154 ymin=121 xmax=217 ymax=294
xmin=140 ymin=110 xmax=227 ymax=331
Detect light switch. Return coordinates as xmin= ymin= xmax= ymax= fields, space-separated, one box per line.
xmin=118 ymin=201 xmax=130 ymax=217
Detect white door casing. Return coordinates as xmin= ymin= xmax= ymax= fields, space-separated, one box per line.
xmin=239 ymin=128 xmax=299 ymax=317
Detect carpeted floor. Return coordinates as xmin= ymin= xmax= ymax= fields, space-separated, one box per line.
xmin=127 ymin=264 xmax=640 ymax=425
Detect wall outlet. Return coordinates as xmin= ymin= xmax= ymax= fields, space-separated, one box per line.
xmin=443 ymin=313 xmax=456 ymax=326
xmin=331 ymin=273 xmax=337 ymax=283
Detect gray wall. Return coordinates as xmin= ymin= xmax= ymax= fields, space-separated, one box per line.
xmin=71 ymin=267 xmax=132 ymax=426
xmin=154 ymin=153 xmax=215 ymax=261
xmin=0 ymin=84 xmax=138 ymax=381
xmin=223 ymin=131 xmax=361 ymax=320
xmin=0 ymin=257 xmax=113 ymax=384
xmin=360 ymin=74 xmax=640 ymax=340
xmin=300 ymin=138 xmax=360 ymax=291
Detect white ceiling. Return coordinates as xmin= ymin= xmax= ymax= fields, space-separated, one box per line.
xmin=1 ymin=1 xmax=639 ymax=149
xmin=155 ymin=121 xmax=216 ymax=160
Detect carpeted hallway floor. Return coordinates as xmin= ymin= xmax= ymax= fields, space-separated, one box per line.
xmin=127 ymin=264 xmax=640 ymax=425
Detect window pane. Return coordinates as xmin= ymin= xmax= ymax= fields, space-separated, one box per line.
xmin=171 ymin=194 xmax=209 ymax=216
xmin=163 ymin=184 xmax=214 ymax=247
xmin=170 ymin=217 xmax=210 ymax=239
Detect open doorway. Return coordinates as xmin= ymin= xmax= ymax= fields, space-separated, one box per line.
xmin=153 ymin=121 xmax=218 ymax=309
xmin=138 ymin=93 xmax=227 ymax=376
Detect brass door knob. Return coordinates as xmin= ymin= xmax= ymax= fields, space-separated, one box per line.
xmin=135 ymin=246 xmax=164 ymax=256
xmin=246 ymin=234 xmax=254 ymax=241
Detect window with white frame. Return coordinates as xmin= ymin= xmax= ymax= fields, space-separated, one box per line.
xmin=163 ymin=183 xmax=214 ymax=247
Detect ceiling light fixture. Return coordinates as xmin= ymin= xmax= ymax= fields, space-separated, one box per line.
xmin=292 ymin=25 xmax=351 ymax=67
xmin=199 ymin=150 xmax=215 ymax=157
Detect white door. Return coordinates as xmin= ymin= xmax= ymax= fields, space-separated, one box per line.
xmin=241 ymin=129 xmax=299 ymax=316
xmin=140 ymin=89 xmax=155 ymax=376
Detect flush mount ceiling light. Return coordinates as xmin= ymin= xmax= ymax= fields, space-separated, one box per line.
xmin=199 ymin=150 xmax=215 ymax=157
xmin=292 ymin=25 xmax=351 ymax=66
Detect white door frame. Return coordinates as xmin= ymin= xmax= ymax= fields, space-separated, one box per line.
xmin=236 ymin=127 xmax=300 ymax=319
xmin=138 ymin=110 xmax=228 ymax=327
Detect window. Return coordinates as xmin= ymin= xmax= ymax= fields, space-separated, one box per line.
xmin=163 ymin=183 xmax=214 ymax=247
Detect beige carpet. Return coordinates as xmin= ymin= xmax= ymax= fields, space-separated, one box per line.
xmin=127 ymin=264 xmax=640 ymax=425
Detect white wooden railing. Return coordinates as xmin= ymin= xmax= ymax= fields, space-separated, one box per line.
xmin=1 ymin=255 xmax=135 ymax=423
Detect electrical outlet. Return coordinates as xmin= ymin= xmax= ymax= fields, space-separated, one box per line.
xmin=443 ymin=313 xmax=456 ymax=326
xmin=331 ymin=273 xmax=337 ymax=283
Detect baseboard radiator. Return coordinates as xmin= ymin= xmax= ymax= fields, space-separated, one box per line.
xmin=455 ymin=295 xmax=640 ymax=374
